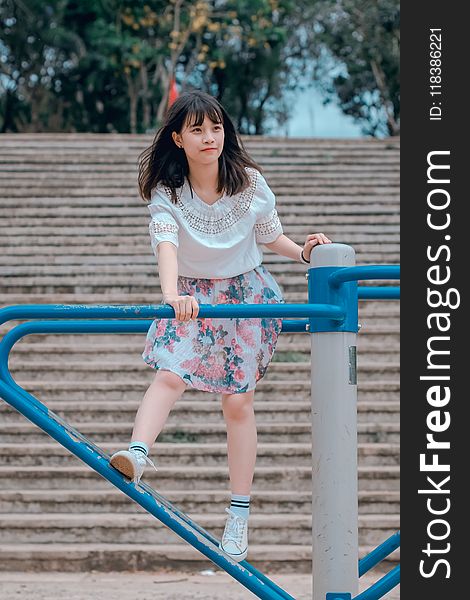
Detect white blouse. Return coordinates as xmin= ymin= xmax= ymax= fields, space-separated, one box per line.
xmin=147 ymin=167 xmax=283 ymax=278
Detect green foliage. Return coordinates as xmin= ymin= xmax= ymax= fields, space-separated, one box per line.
xmin=0 ymin=0 xmax=399 ymax=135
xmin=311 ymin=0 xmax=400 ymax=136
xmin=197 ymin=0 xmax=295 ymax=134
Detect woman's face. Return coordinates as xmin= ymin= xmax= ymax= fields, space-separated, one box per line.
xmin=173 ymin=115 xmax=225 ymax=165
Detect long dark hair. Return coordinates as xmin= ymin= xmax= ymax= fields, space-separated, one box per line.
xmin=138 ymin=90 xmax=262 ymax=203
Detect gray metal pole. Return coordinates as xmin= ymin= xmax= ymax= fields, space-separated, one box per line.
xmin=310 ymin=244 xmax=358 ymax=600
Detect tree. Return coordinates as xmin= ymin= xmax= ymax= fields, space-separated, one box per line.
xmin=309 ymin=0 xmax=400 ymax=136
xmin=1 ymin=0 xmax=400 ymax=136
xmin=0 ymin=0 xmax=85 ymax=131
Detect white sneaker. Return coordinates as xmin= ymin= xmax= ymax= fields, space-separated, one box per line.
xmin=109 ymin=449 xmax=158 ymax=485
xmin=219 ymin=508 xmax=248 ymax=562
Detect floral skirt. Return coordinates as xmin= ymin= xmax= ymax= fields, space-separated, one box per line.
xmin=142 ymin=264 xmax=285 ymax=394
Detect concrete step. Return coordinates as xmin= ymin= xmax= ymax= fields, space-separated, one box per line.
xmin=7 ymin=202 xmax=399 ymax=217
xmin=1 ymin=281 xmax=400 ymax=295
xmin=1 ymin=249 xmax=400 ymax=270
xmin=0 ymin=465 xmax=400 ymax=491
xmin=1 ymin=159 xmax=398 ymax=169
xmin=3 ymin=214 xmax=400 ymax=229
xmin=7 ymin=343 xmax=400 ymax=361
xmin=0 ymin=443 xmax=400 ymax=468
xmin=0 ymin=226 xmax=400 ymax=243
xmin=5 ymin=380 xmax=399 ymax=403
xmin=2 ymin=251 xmax=400 ymax=267
xmin=0 ymin=512 xmax=399 ymax=546
xmin=0 ymin=542 xmax=399 ymax=573
xmin=1 ymin=256 xmax=400 ymax=275
xmin=8 ymin=361 xmax=399 ymax=382
xmin=0 ymin=252 xmax=400 ymax=266
xmin=0 ymin=192 xmax=399 ymax=206
xmin=2 ymin=327 xmax=399 ymax=348
xmin=0 ymin=133 xmax=398 ymax=147
xmin=2 ymin=182 xmax=399 ymax=195
xmin=0 ymin=159 xmax=398 ymax=172
xmin=0 ymin=230 xmax=400 ymax=245
xmin=1 ymin=169 xmax=399 ymax=180
xmin=1 ymin=242 xmax=399 ymax=257
xmin=0 ymin=489 xmax=400 ymax=515
xmin=0 ymin=400 xmax=400 ymax=424
xmin=0 ymin=422 xmax=399 ymax=444
xmin=4 ymin=323 xmax=400 ymax=343
xmin=0 ymin=164 xmax=399 ymax=181
xmin=0 ymin=161 xmax=398 ymax=172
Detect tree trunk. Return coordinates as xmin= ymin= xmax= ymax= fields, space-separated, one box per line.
xmin=156 ymin=69 xmax=170 ymax=124
xmin=140 ymin=64 xmax=151 ymax=132
xmin=370 ymin=59 xmax=399 ymax=136
xmin=126 ymin=72 xmax=138 ymax=133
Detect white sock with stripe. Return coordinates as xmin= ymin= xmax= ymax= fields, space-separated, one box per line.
xmin=230 ymin=494 xmax=250 ymax=520
xmin=128 ymin=441 xmax=149 ymax=457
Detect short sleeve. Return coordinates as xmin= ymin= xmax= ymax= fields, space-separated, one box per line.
xmin=254 ymin=172 xmax=283 ymax=244
xmin=147 ymin=186 xmax=179 ymax=255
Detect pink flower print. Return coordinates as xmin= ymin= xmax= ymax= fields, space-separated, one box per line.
xmin=194 ymin=363 xmax=206 ymax=377
xmin=233 ymin=343 xmax=243 ymax=356
xmin=211 ymin=364 xmax=226 ymax=379
xmin=176 ymin=324 xmax=188 ymax=336
xmin=238 ymin=321 xmax=256 ymax=348
xmin=203 ymin=319 xmax=215 ymax=335
xmin=230 ymin=362 xmax=236 ymax=369
xmin=253 ymin=293 xmax=263 ymax=303
xmin=181 ymin=356 xmax=201 ymax=372
xmin=155 ymin=320 xmax=167 ymax=337
xmin=195 ymin=362 xmax=215 ymax=379
xmin=234 ymin=369 xmax=245 ymax=382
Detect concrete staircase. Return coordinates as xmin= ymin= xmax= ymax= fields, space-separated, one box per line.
xmin=0 ymin=134 xmax=400 ymax=573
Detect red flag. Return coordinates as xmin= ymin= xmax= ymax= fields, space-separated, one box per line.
xmin=167 ymin=77 xmax=179 ymax=108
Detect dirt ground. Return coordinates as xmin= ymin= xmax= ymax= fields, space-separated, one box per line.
xmin=0 ymin=570 xmax=399 ymax=599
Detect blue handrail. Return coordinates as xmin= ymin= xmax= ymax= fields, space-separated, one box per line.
xmin=354 ymin=566 xmax=400 ymax=600
xmin=328 ymin=265 xmax=400 ymax=287
xmin=0 ymin=302 xmax=345 ymax=326
xmin=359 ymin=532 xmax=400 ymax=577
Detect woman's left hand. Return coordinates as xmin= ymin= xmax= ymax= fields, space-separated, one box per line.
xmin=302 ymin=233 xmax=332 ymax=262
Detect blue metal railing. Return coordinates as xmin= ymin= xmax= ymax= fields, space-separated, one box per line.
xmin=0 ymin=259 xmax=400 ymax=600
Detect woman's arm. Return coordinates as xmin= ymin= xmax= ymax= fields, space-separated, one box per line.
xmin=263 ymin=234 xmax=305 ymax=263
xmin=157 ymin=242 xmax=199 ymax=320
xmin=157 ymin=241 xmax=179 ymax=296
xmin=264 ymin=232 xmax=332 ymax=263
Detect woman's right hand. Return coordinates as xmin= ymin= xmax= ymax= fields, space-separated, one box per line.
xmin=162 ymin=293 xmax=199 ymax=321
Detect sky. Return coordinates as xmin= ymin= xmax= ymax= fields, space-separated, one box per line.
xmin=286 ymin=84 xmax=364 ymax=138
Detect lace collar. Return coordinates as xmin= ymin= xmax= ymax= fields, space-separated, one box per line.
xmin=162 ymin=169 xmax=259 ymax=235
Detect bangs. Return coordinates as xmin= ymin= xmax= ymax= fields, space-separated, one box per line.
xmin=184 ymin=100 xmax=223 ymax=129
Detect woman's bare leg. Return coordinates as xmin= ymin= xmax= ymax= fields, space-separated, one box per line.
xmin=221 ymin=390 xmax=257 ymax=495
xmin=131 ymin=369 xmax=188 ymax=448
